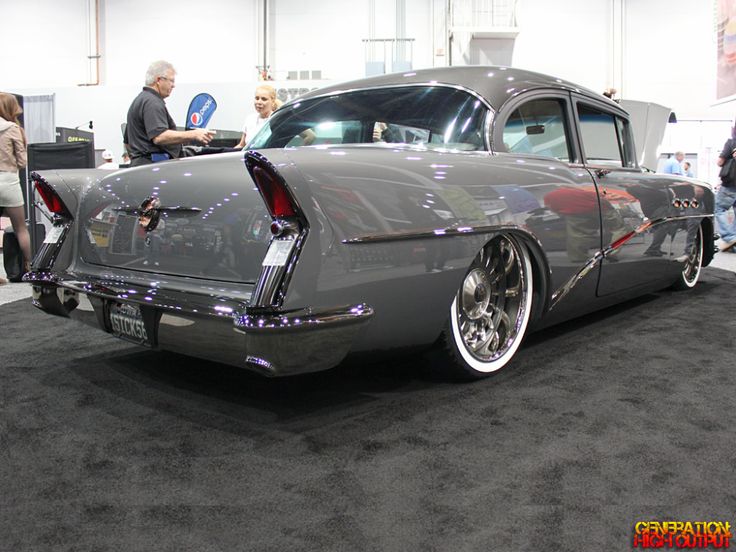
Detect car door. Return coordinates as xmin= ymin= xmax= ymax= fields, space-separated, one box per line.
xmin=493 ymin=90 xmax=603 ymax=297
xmin=570 ymin=95 xmax=685 ymax=296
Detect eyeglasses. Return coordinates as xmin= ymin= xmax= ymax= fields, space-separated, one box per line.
xmin=159 ymin=75 xmax=175 ymax=85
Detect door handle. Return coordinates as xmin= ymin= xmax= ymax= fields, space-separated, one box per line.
xmin=595 ymin=168 xmax=611 ymax=178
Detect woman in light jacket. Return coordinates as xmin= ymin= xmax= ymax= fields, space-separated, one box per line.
xmin=0 ymin=92 xmax=31 ymax=284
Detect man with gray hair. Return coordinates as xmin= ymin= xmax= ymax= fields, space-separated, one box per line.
xmin=124 ymin=60 xmax=213 ymax=166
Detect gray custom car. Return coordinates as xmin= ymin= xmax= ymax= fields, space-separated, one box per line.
xmin=26 ymin=66 xmax=715 ymax=379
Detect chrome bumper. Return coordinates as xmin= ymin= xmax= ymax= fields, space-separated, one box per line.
xmin=26 ymin=272 xmax=374 ymax=377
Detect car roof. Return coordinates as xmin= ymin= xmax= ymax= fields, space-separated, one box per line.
xmin=297 ymin=65 xmax=621 ymax=113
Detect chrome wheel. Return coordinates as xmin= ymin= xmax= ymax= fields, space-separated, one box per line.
xmin=673 ymin=224 xmax=703 ymax=290
xmin=447 ymin=234 xmax=533 ymax=376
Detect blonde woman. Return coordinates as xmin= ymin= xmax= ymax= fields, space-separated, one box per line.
xmin=0 ymin=93 xmax=31 ymax=285
xmin=236 ymin=85 xmax=280 ymax=148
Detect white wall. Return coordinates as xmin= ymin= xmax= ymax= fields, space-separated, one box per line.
xmin=269 ymin=0 xmax=368 ymax=80
xmin=513 ymin=0 xmax=613 ymax=90
xmin=0 ymin=0 xmax=733 ymax=176
xmin=622 ymin=0 xmax=731 ymax=182
xmin=102 ymin=0 xmax=260 ymax=85
xmin=1 ymin=0 xmax=89 ymax=87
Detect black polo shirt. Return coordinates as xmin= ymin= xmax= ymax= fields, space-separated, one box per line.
xmin=125 ymin=87 xmax=181 ymax=164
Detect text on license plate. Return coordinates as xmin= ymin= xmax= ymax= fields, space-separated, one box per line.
xmin=109 ymin=302 xmax=149 ymax=343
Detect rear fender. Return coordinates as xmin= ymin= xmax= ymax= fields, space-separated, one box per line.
xmin=250 ymin=147 xmax=560 ymax=349
xmin=29 ymin=170 xmax=100 ymax=273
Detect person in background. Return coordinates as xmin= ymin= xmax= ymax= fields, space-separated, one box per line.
xmin=662 ymin=151 xmax=685 ymax=175
xmin=120 ymin=152 xmax=131 ymax=166
xmin=715 ymin=133 xmax=736 ymax=251
xmin=683 ymin=160 xmax=694 ymax=177
xmin=235 ymin=85 xmax=280 ymax=148
xmin=0 ymin=92 xmax=32 ymax=285
xmin=97 ymin=149 xmax=118 ymax=170
xmin=124 ymin=60 xmax=214 ymax=167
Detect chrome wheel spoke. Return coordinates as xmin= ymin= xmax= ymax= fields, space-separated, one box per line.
xmin=496 ymin=309 xmax=512 ymax=338
xmin=488 ymin=266 xmax=503 ymax=286
xmin=502 ymin=243 xmax=516 ymax=275
xmin=505 ymin=281 xmax=521 ymax=298
xmin=476 ymin=329 xmax=501 ymax=356
xmin=460 ymin=319 xmax=473 ymax=339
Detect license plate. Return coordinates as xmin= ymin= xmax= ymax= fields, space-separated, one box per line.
xmin=108 ymin=302 xmax=150 ymax=345
xmin=44 ymin=225 xmax=64 ymax=244
xmin=262 ymin=239 xmax=295 ymax=267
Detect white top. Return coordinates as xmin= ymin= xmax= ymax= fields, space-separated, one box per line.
xmin=242 ymin=112 xmax=269 ymax=142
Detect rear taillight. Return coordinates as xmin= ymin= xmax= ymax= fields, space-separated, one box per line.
xmin=252 ymin=166 xmax=296 ymax=217
xmin=33 ymin=174 xmax=72 ymax=219
xmin=244 ymin=152 xmax=300 ymax=219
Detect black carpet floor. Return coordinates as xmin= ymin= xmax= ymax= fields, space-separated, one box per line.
xmin=2 ymin=268 xmax=735 ymax=551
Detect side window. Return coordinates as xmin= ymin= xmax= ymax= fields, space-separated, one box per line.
xmin=577 ymin=104 xmax=624 ymax=167
xmin=502 ymin=98 xmax=572 ymax=161
xmin=615 ymin=117 xmax=637 ymax=168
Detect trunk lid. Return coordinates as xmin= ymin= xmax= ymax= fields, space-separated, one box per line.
xmin=79 ymin=153 xmax=271 ymax=283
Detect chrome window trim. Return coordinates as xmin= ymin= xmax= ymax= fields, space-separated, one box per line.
xmin=490 ymin=89 xmax=579 ymax=162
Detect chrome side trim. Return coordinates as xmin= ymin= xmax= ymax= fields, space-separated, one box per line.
xmin=549 ymin=214 xmax=713 ymax=309
xmin=550 ymin=253 xmax=602 ymax=309
xmin=602 ymin=214 xmax=713 ymax=255
xmin=345 ymin=214 xmax=712 ymax=246
xmin=342 ymin=223 xmax=512 ymax=244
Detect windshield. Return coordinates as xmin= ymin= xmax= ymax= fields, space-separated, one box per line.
xmin=248 ymin=85 xmax=490 ymax=151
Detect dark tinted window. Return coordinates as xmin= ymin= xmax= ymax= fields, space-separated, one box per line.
xmin=577 ymin=104 xmax=623 ymax=166
xmin=249 ymin=86 xmax=488 ymax=151
xmin=502 ymin=98 xmax=571 ymax=161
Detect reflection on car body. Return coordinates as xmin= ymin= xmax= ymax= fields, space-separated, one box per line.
xmin=26 ymin=66 xmax=715 ymax=381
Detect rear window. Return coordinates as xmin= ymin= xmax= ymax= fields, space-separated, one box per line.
xmin=249 ymin=86 xmax=489 ymax=151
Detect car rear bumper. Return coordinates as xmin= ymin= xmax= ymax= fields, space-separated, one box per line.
xmin=25 ymin=271 xmax=374 ymax=377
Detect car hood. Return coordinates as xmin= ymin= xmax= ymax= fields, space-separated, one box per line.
xmin=619 ymin=99 xmax=673 ymax=171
